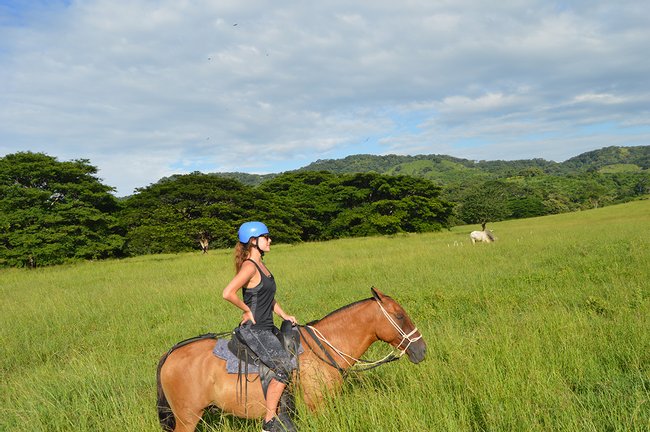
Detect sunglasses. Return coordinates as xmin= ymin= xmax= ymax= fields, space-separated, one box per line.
xmin=260 ymin=234 xmax=271 ymax=240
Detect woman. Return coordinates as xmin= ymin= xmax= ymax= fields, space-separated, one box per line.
xmin=222 ymin=221 xmax=298 ymax=432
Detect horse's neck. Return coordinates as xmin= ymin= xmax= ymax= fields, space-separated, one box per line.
xmin=310 ymin=300 xmax=379 ymax=363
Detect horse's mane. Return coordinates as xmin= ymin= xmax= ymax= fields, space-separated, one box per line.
xmin=305 ymin=297 xmax=375 ymax=326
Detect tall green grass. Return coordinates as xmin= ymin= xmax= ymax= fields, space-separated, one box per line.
xmin=2 ymin=200 xmax=649 ymax=431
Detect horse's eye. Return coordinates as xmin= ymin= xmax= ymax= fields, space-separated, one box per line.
xmin=395 ymin=314 xmax=404 ymax=320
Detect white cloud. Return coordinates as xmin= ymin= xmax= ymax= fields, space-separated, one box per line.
xmin=438 ymin=92 xmax=527 ymax=114
xmin=572 ymin=93 xmax=627 ymax=104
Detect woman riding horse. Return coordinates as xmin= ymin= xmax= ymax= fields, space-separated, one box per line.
xmin=157 ymin=288 xmax=426 ymax=432
xmin=222 ymin=221 xmax=297 ymax=432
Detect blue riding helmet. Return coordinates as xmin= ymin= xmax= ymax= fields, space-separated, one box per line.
xmin=238 ymin=221 xmax=269 ymax=243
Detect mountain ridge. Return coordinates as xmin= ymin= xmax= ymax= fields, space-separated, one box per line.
xmin=213 ymin=145 xmax=649 ymax=186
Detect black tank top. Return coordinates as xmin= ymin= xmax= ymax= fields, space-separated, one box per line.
xmin=242 ymin=259 xmax=276 ymax=330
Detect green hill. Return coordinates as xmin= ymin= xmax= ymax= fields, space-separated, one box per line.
xmin=562 ymin=145 xmax=650 ymax=172
xmin=215 ymin=145 xmax=649 ymax=186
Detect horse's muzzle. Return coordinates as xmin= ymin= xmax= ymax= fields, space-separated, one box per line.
xmin=406 ymin=339 xmax=426 ymax=363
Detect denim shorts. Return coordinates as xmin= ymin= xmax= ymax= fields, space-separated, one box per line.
xmin=236 ymin=324 xmax=292 ymax=384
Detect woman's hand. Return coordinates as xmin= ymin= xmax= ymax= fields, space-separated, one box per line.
xmin=273 ymin=301 xmax=297 ymax=325
xmin=241 ymin=310 xmax=256 ymax=325
xmin=283 ymin=315 xmax=298 ymax=325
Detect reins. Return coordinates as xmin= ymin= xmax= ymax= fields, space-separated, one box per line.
xmin=299 ymin=325 xmax=347 ymax=374
xmin=298 ymin=298 xmax=422 ymax=375
xmin=300 ymin=325 xmax=400 ymax=373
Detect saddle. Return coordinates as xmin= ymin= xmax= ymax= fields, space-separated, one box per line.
xmin=228 ymin=320 xmax=300 ymax=362
xmin=227 ymin=320 xmax=301 ymax=400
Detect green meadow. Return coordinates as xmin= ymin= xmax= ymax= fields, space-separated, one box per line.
xmin=1 ymin=200 xmax=649 ymax=431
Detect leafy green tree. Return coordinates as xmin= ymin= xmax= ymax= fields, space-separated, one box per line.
xmin=120 ymin=173 xmax=301 ymax=255
xmin=327 ymin=173 xmax=453 ymax=237
xmin=258 ymin=171 xmax=340 ymax=241
xmin=0 ymin=152 xmax=124 ymax=267
xmin=261 ymin=172 xmax=453 ymax=240
xmin=456 ymin=180 xmax=512 ymax=227
xmin=509 ymin=196 xmax=547 ymax=218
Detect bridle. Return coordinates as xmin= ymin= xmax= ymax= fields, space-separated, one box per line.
xmin=376 ymin=298 xmax=423 ymax=355
xmin=300 ymin=298 xmax=423 ymax=373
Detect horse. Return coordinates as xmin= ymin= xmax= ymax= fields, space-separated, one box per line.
xmin=470 ymin=229 xmax=495 ymax=244
xmin=156 ymin=287 xmax=426 ymax=432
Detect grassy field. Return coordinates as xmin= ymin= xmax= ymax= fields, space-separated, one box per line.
xmin=1 ymin=200 xmax=649 ymax=431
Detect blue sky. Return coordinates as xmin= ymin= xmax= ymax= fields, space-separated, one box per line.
xmin=1 ymin=0 xmax=649 ymax=196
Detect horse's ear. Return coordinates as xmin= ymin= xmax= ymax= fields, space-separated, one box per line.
xmin=371 ymin=286 xmax=384 ymax=303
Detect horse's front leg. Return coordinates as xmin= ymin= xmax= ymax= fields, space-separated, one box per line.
xmin=172 ymin=407 xmax=205 ymax=432
xmin=298 ymin=356 xmax=345 ymax=410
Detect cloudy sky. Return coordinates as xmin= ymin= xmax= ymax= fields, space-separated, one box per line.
xmin=1 ymin=0 xmax=649 ymax=196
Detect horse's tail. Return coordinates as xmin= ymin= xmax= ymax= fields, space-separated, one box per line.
xmin=156 ymin=351 xmax=175 ymax=432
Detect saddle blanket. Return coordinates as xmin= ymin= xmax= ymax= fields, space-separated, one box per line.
xmin=212 ymin=338 xmax=303 ymax=374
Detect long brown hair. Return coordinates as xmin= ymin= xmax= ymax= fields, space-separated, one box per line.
xmin=234 ymin=242 xmax=253 ymax=273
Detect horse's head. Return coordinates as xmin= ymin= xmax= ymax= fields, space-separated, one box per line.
xmin=371 ymin=287 xmax=426 ymax=364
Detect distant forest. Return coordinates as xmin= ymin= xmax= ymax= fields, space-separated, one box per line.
xmin=220 ymin=145 xmax=650 ymax=186
xmin=1 ymin=146 xmax=648 ymax=268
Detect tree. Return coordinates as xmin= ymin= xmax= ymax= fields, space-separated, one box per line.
xmin=258 ymin=171 xmax=340 ymax=241
xmin=120 ymin=173 xmax=302 ymax=255
xmin=260 ymin=172 xmax=453 ymax=240
xmin=456 ymin=180 xmax=512 ymax=227
xmin=0 ymin=152 xmax=124 ymax=267
xmin=327 ymin=173 xmax=453 ymax=237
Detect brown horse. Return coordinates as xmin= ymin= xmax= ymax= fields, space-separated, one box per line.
xmin=156 ymin=288 xmax=426 ymax=431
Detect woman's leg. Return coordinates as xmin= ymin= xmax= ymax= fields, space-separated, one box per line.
xmin=264 ymin=378 xmax=286 ymax=421
xmin=237 ymin=326 xmax=294 ymax=428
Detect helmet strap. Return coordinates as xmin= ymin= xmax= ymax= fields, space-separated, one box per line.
xmin=252 ymin=238 xmax=265 ymax=257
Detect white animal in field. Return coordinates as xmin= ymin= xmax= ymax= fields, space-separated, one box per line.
xmin=470 ymin=230 xmax=495 ymax=244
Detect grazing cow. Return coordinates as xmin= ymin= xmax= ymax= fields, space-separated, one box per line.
xmin=470 ymin=230 xmax=495 ymax=244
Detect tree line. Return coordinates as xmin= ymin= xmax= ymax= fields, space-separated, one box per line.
xmin=1 ymin=150 xmax=648 ymax=268
xmin=0 ymin=152 xmax=454 ymax=267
